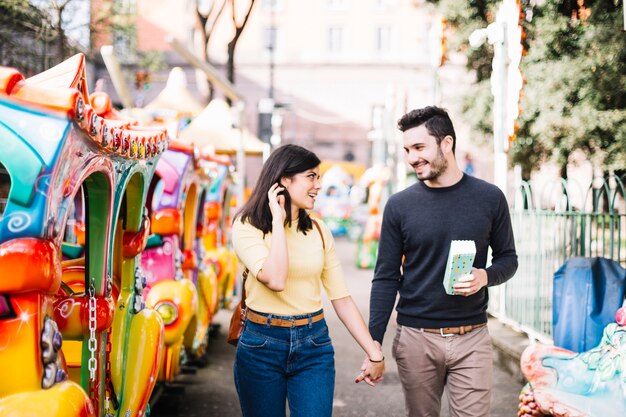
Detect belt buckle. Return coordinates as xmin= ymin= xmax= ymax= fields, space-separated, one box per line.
xmin=439 ymin=328 xmax=454 ymax=337
xmin=290 ymin=318 xmax=296 ymax=327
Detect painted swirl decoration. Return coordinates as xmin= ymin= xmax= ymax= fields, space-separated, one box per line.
xmin=6 ymin=212 xmax=32 ymax=233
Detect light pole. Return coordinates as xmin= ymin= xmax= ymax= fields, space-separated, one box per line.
xmin=469 ymin=0 xmax=523 ymax=199
xmin=258 ymin=6 xmax=278 ymax=149
xmin=268 ymin=6 xmax=276 ymax=100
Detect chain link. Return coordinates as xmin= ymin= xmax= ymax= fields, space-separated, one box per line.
xmin=87 ymin=283 xmax=98 ymax=379
xmin=86 ymin=282 xmax=99 ymax=408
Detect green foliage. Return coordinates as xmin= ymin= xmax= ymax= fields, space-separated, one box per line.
xmin=462 ymin=79 xmax=493 ymax=144
xmin=138 ymin=50 xmax=166 ymax=73
xmin=515 ymin=0 xmax=626 ymax=176
xmin=437 ymin=0 xmax=499 ymax=81
xmin=430 ymin=0 xmax=625 ymax=177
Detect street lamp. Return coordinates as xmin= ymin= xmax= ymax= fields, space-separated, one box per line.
xmin=469 ymin=0 xmax=523 ymax=199
xmin=258 ymin=6 xmax=279 ymax=149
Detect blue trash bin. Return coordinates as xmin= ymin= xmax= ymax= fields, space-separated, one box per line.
xmin=553 ymin=257 xmax=626 ymax=352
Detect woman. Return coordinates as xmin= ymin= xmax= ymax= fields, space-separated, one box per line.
xmin=232 ymin=144 xmax=384 ymax=417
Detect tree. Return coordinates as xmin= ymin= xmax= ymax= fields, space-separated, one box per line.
xmin=226 ymin=0 xmax=256 ymax=85
xmin=426 ymin=0 xmax=502 ymax=147
xmin=196 ymin=0 xmax=228 ymax=63
xmin=195 ymin=0 xmax=228 ymax=100
xmin=0 ymin=0 xmax=55 ymax=74
xmin=508 ymin=0 xmax=625 ymax=178
xmin=2 ymin=0 xmax=112 ymax=70
xmin=38 ymin=0 xmax=91 ymax=61
xmin=430 ymin=0 xmax=625 ymax=178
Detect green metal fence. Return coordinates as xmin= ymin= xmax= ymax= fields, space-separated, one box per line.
xmin=488 ymin=176 xmax=626 ymax=343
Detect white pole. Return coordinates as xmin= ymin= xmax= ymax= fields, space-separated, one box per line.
xmin=492 ymin=20 xmax=509 ymax=198
xmin=470 ymin=0 xmax=522 ymax=200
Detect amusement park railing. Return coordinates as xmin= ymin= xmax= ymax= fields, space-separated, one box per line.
xmin=488 ymin=175 xmax=626 ymax=343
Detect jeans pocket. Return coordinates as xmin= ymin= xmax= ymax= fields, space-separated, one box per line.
xmin=239 ymin=329 xmax=269 ymax=349
xmin=309 ymin=327 xmax=332 ymax=347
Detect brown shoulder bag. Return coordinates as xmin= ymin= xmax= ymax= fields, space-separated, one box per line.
xmin=227 ymin=268 xmax=248 ymax=346
xmin=227 ymin=219 xmax=325 ymax=346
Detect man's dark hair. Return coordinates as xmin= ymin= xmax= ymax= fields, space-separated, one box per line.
xmin=397 ymin=106 xmax=457 ymax=153
xmin=236 ymin=144 xmax=321 ymax=234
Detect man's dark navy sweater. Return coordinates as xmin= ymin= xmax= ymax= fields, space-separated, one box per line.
xmin=368 ymin=174 xmax=518 ymax=344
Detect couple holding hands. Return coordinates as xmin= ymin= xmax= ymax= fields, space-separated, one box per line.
xmin=231 ymin=106 xmax=518 ymax=417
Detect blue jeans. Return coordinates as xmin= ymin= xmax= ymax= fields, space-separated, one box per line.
xmin=233 ymin=309 xmax=335 ymax=417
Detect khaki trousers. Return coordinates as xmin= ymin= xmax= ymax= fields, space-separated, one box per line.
xmin=392 ymin=324 xmax=492 ymax=417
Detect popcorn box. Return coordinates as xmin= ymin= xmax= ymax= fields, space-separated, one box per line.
xmin=443 ymin=240 xmax=476 ymax=295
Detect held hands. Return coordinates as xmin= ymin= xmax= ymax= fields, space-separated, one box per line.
xmin=356 ymin=342 xmax=385 ymax=387
xmin=453 ymin=267 xmax=488 ymax=296
xmin=268 ymin=183 xmax=286 ymax=224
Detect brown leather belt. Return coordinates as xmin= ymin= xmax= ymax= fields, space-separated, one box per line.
xmin=420 ymin=322 xmax=487 ymax=336
xmin=247 ymin=310 xmax=324 ymax=328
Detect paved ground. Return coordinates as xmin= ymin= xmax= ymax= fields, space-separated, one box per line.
xmin=151 ymin=236 xmax=524 ymax=417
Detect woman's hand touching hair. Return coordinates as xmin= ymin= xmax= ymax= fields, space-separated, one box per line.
xmin=268 ymin=182 xmax=286 ymax=225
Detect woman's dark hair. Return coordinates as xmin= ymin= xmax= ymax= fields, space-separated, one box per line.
xmin=397 ymin=106 xmax=457 ymax=153
xmin=236 ymin=144 xmax=321 ymax=234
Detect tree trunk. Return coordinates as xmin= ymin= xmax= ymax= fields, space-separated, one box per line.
xmin=227 ymin=40 xmax=235 ymax=84
xmin=226 ymin=0 xmax=256 ymax=103
xmin=196 ymin=0 xmax=227 ymax=102
xmin=56 ymin=7 xmax=65 ymax=61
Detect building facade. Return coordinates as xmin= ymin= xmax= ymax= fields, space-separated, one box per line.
xmin=93 ymin=0 xmax=478 ymax=177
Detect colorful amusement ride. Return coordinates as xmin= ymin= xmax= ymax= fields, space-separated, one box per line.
xmin=0 ymin=54 xmax=238 ymax=417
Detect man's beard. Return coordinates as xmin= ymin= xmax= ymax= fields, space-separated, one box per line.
xmin=414 ymin=147 xmax=447 ymax=182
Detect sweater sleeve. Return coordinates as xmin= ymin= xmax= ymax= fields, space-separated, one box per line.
xmin=486 ymin=192 xmax=518 ymax=286
xmin=231 ymin=219 xmax=268 ymax=278
xmin=369 ymin=200 xmax=403 ymax=344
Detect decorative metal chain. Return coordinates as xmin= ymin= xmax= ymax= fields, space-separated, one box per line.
xmin=87 ymin=282 xmax=98 ymax=404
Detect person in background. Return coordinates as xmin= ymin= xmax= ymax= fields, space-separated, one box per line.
xmin=367 ymin=106 xmax=518 ymax=416
xmin=232 ymin=144 xmax=384 ymax=417
xmin=463 ymin=152 xmax=475 ymax=176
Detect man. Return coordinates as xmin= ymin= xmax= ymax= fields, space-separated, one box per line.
xmin=368 ymin=106 xmax=518 ymax=416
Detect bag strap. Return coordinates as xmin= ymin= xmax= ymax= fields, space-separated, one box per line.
xmin=241 ymin=268 xmax=248 ymax=308
xmin=312 ymin=218 xmax=325 ymax=250
xmin=240 ymin=218 xmax=324 ymax=307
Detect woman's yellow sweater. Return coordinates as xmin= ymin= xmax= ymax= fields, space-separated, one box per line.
xmin=231 ymin=217 xmax=350 ymax=315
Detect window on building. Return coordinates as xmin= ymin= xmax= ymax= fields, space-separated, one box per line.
xmin=327 ymin=26 xmax=344 ymax=52
xmin=375 ymin=26 xmax=392 ymax=53
xmin=113 ymin=30 xmax=133 ymax=61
